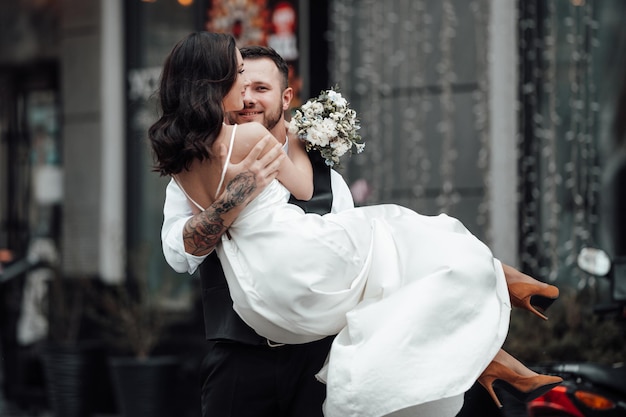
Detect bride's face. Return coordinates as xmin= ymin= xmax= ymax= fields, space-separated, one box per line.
xmin=222 ymin=49 xmax=250 ymax=113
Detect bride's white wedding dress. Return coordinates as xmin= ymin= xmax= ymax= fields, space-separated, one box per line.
xmin=188 ymin=126 xmax=511 ymax=417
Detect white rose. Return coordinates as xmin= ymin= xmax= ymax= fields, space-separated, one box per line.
xmin=327 ymin=90 xmax=347 ymax=107
xmin=319 ymin=118 xmax=338 ymax=139
xmin=308 ymin=126 xmax=331 ymax=147
xmin=331 ymin=139 xmax=350 ymax=156
xmin=330 ymin=111 xmax=343 ymax=121
xmin=303 ymin=106 xmax=316 ymax=119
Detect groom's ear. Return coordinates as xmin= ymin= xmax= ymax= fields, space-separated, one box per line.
xmin=282 ymin=87 xmax=294 ymax=110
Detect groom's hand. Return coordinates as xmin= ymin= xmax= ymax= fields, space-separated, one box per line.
xmin=218 ymin=134 xmax=285 ymax=204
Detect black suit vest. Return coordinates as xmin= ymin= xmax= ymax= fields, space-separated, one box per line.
xmin=198 ymin=151 xmax=334 ymax=343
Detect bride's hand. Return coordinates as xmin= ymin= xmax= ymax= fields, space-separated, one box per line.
xmin=284 ymin=119 xmax=297 ymax=142
xmin=217 ymin=134 xmax=285 ymax=202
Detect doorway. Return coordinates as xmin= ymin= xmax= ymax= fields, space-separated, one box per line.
xmin=0 ymin=62 xmax=60 ymax=411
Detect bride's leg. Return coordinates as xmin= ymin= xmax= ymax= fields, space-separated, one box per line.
xmin=502 ymin=263 xmax=559 ymax=320
xmin=490 ymin=349 xmax=537 ymax=377
xmin=478 ymin=349 xmax=563 ymax=408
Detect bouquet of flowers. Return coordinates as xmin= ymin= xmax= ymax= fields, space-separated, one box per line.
xmin=289 ymin=87 xmax=365 ymax=167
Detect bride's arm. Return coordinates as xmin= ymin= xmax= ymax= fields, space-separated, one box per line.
xmin=237 ymin=122 xmax=313 ymax=201
xmin=279 ymin=133 xmax=313 ymax=200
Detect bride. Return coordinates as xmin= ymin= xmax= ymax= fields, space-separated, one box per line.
xmin=149 ymin=32 xmax=561 ymax=417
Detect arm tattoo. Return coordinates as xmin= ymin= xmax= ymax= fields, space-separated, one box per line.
xmin=183 ymin=172 xmax=257 ymax=255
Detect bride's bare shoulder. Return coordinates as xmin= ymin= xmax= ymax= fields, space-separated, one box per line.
xmin=228 ymin=122 xmax=278 ymax=162
xmin=235 ymin=122 xmax=269 ymax=140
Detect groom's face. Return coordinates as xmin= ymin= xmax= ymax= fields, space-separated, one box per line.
xmin=227 ymin=57 xmax=291 ymax=135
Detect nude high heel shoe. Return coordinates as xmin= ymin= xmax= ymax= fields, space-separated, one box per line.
xmin=478 ymin=360 xmax=563 ymax=408
xmin=508 ymin=282 xmax=559 ymax=320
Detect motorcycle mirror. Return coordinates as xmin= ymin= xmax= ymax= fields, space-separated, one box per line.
xmin=577 ymin=247 xmax=611 ymax=277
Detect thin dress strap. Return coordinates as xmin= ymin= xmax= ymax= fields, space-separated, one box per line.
xmin=215 ymin=124 xmax=237 ymax=199
xmin=171 ymin=125 xmax=237 ymax=212
xmin=172 ymin=176 xmax=206 ymax=211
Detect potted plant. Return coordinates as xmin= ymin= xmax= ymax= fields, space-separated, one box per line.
xmin=94 ymin=253 xmax=183 ymax=417
xmin=41 ymin=271 xmax=107 ymax=417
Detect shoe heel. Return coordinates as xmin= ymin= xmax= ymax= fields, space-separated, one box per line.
xmin=521 ymin=296 xmax=549 ymax=321
xmin=509 ymin=282 xmax=559 ymax=320
xmin=478 ymin=376 xmax=503 ymax=408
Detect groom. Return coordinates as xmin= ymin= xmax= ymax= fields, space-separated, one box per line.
xmin=161 ymin=46 xmax=354 ymax=417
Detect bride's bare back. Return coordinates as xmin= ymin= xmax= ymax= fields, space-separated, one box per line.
xmin=174 ymin=122 xmax=313 ymax=213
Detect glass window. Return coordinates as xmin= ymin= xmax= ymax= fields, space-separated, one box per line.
xmin=125 ymin=0 xmax=203 ymax=311
xmin=518 ymin=0 xmax=626 ymax=286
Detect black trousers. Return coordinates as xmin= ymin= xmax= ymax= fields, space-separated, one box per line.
xmin=200 ymin=336 xmax=334 ymax=417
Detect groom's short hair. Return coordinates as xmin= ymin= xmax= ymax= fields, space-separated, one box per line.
xmin=240 ymin=45 xmax=289 ymax=90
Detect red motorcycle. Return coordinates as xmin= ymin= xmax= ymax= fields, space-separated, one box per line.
xmin=527 ymin=362 xmax=626 ymax=417
xmin=527 ymin=248 xmax=626 ymax=417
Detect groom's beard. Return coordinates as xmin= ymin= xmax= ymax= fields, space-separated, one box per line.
xmin=263 ymin=99 xmax=285 ymax=132
xmin=227 ymin=101 xmax=283 ymax=132
xmin=263 ymin=107 xmax=282 ymax=132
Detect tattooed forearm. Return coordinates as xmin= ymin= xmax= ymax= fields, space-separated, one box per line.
xmin=183 ymin=211 xmax=225 ymax=255
xmin=183 ymin=171 xmax=258 ymax=255
xmin=221 ymin=172 xmax=257 ymax=208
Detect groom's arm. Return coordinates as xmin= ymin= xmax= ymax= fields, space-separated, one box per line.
xmin=161 ymin=136 xmax=285 ymax=274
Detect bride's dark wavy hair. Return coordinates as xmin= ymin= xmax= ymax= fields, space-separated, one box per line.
xmin=149 ymin=32 xmax=238 ymax=175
